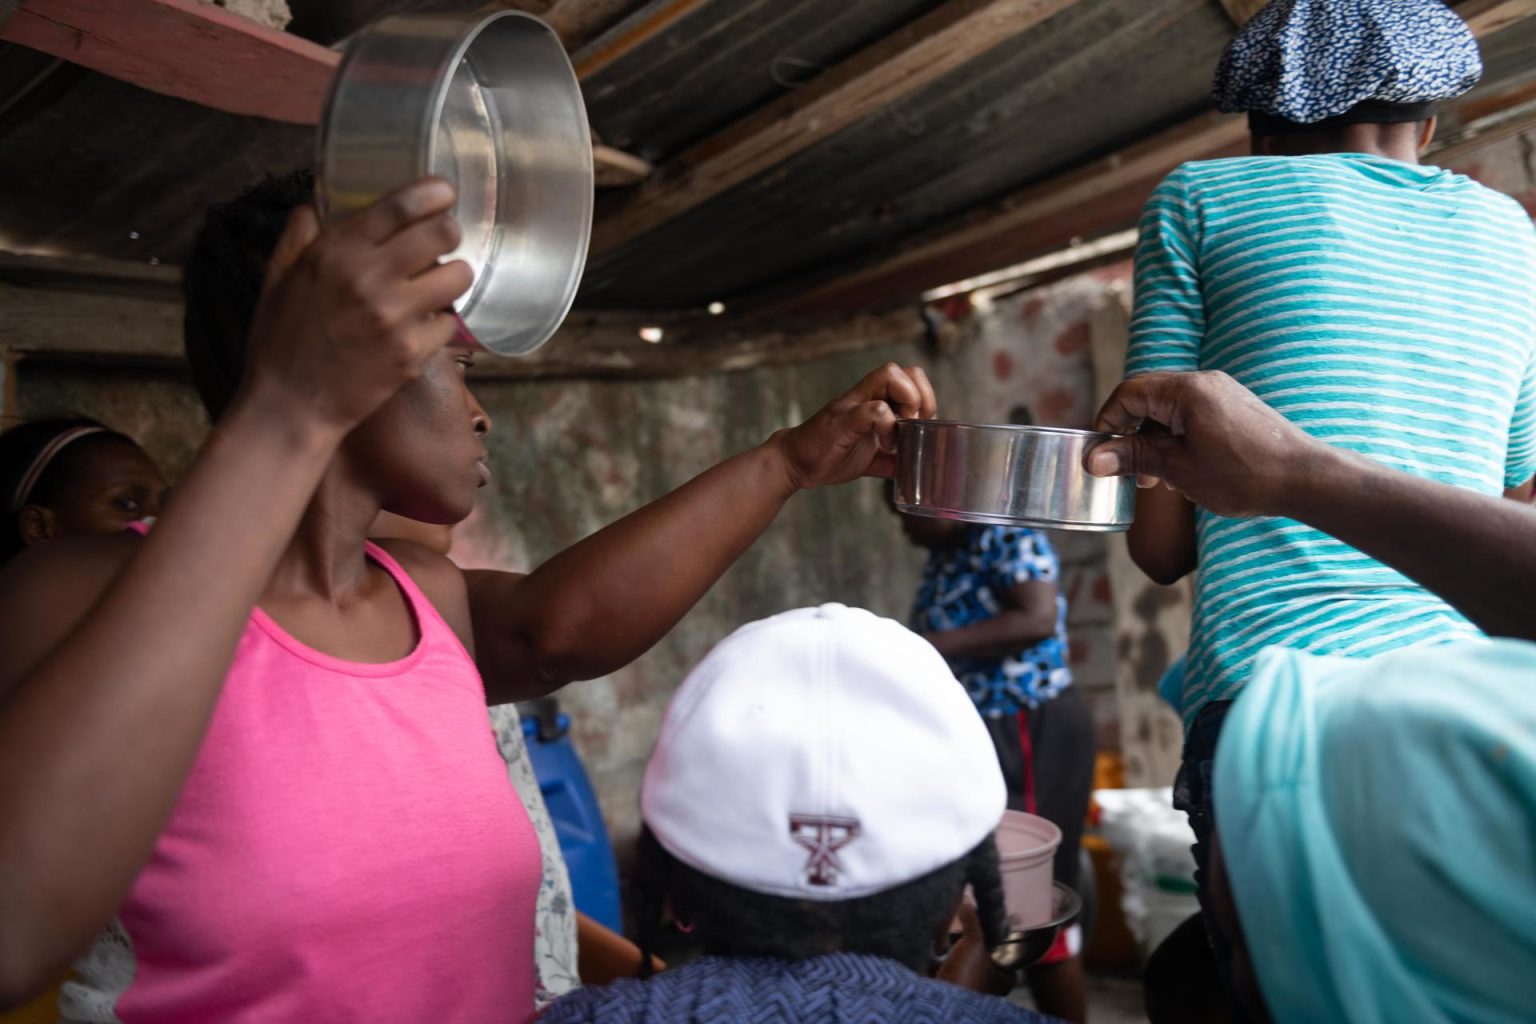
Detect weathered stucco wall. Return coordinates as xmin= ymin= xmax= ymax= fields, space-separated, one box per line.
xmin=14 ymin=268 xmax=1133 ymax=845
xmin=14 ymin=363 xmax=207 ymax=479
xmin=449 ymin=345 xmax=934 ymax=845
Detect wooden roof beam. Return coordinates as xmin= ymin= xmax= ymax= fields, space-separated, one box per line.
xmin=1216 ymin=0 xmax=1269 ymax=26
xmin=1458 ymin=0 xmax=1536 ymax=36
xmin=587 ymin=0 xmax=1085 ymax=257
xmin=568 ymin=0 xmax=713 ymax=77
xmin=0 ymin=0 xmax=652 ymax=182
xmin=0 ymin=251 xmax=921 ymax=379
xmin=0 ymin=0 xmax=339 ymax=124
xmin=592 ymin=144 xmax=655 ymax=186
xmin=1218 ymin=0 xmax=1536 ymax=32
xmin=539 ymin=0 xmax=682 ymax=57
xmin=756 ymin=0 xmax=1536 ymax=316
xmin=1426 ymin=89 xmax=1536 ymax=166
xmin=750 ymin=112 xmax=1247 ymax=316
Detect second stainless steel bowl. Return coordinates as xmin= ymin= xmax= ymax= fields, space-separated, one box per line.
xmin=895 ymin=419 xmax=1134 ymax=532
xmin=317 ymin=11 xmax=593 ymax=357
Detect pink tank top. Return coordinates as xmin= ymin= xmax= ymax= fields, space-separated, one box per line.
xmin=69 ymin=539 xmax=540 ymax=1023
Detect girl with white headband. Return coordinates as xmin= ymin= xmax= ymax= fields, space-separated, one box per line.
xmin=0 ymin=418 xmax=167 ymax=563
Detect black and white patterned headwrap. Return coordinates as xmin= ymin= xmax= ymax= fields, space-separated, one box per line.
xmin=1213 ymin=0 xmax=1481 ymax=124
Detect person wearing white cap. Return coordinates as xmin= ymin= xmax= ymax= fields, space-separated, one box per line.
xmin=1121 ymin=0 xmax=1536 ymax=1009
xmin=539 ymin=604 xmax=1063 ymax=1024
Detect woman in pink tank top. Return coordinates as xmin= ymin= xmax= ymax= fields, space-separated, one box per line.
xmin=0 ymin=172 xmax=936 ymax=1023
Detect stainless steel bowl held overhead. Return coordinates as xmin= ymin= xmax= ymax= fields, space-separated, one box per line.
xmin=894 ymin=420 xmax=1134 ymax=532
xmin=317 ymin=11 xmax=593 ymax=357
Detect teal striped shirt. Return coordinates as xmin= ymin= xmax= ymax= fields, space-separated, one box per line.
xmin=1127 ymin=153 xmax=1536 ymax=723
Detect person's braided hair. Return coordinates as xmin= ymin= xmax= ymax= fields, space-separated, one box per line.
xmin=182 ymin=169 xmax=315 ymax=421
xmin=631 ymin=826 xmax=1009 ymax=977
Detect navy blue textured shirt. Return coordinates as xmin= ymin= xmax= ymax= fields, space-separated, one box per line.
xmin=540 ymin=953 xmax=1058 ymax=1024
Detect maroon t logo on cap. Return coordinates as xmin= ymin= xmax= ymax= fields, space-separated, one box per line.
xmin=789 ymin=815 xmax=861 ymax=886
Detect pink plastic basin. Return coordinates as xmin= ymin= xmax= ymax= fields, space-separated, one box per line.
xmin=996 ymin=810 xmax=1062 ymax=929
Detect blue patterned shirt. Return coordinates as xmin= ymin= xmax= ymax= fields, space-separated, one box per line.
xmin=910 ymin=525 xmax=1071 ymax=717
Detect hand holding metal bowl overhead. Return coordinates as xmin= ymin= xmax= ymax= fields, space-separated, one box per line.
xmin=316 ymin=11 xmax=594 ymax=357
xmin=894 ymin=420 xmax=1135 ymax=532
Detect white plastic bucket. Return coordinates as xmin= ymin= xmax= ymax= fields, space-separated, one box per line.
xmin=996 ymin=810 xmax=1062 ymax=929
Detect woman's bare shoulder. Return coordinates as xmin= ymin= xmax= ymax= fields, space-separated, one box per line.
xmin=0 ymin=531 xmax=140 ymax=606
xmin=0 ymin=532 xmax=141 ymax=693
xmin=372 ymin=536 xmax=474 ymax=641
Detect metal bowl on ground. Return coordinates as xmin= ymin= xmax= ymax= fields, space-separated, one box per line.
xmin=894 ymin=419 xmax=1134 ymax=532
xmin=993 ymin=882 xmax=1082 ymax=972
xmin=317 ymin=11 xmax=593 ymax=357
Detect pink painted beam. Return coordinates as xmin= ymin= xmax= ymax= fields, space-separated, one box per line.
xmin=0 ymin=0 xmax=338 ymax=124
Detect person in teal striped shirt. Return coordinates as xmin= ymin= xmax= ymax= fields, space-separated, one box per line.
xmin=1130 ymin=84 xmax=1536 ymax=729
xmin=1122 ymin=0 xmax=1536 ymax=1013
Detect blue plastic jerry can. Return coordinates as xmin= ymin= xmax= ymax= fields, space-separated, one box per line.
xmin=519 ymin=698 xmax=624 ymax=932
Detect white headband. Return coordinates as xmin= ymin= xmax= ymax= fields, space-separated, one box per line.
xmin=12 ymin=426 xmax=108 ymax=512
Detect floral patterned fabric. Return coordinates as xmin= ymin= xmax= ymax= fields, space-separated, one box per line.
xmin=489 ymin=705 xmax=580 ymax=1009
xmin=1213 ymin=0 xmax=1481 ymax=122
xmin=910 ymin=525 xmax=1072 ymax=718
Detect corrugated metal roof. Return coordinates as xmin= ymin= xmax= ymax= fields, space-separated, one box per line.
xmin=581 ymin=0 xmax=943 ymax=161
xmin=0 ymin=0 xmax=1530 ymax=312
xmin=580 ymin=0 xmax=1233 ymax=307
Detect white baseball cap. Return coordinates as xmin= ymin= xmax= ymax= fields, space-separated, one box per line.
xmin=641 ymin=604 xmax=1007 ymax=902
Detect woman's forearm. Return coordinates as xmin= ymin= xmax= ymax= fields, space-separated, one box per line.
xmin=1281 ymin=445 xmax=1536 ymax=641
xmin=491 ymin=437 xmax=799 ymax=687
xmin=925 ymin=610 xmax=1058 ymax=662
xmin=0 ymin=396 xmax=341 ymax=998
